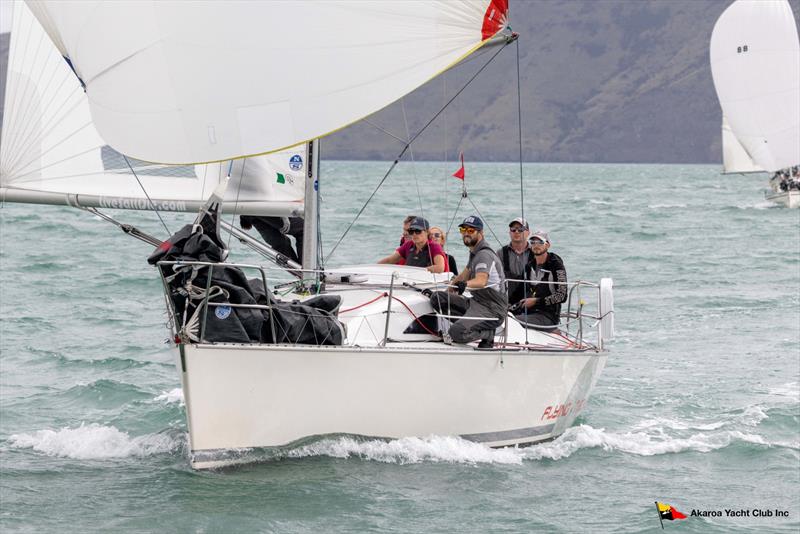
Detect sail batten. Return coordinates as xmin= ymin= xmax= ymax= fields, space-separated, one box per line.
xmin=710 ymin=0 xmax=800 ymax=173
xmin=20 ymin=0 xmax=508 ymax=165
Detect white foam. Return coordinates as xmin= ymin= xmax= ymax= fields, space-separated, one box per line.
xmin=647 ymin=203 xmax=687 ymax=209
xmin=768 ymin=382 xmax=799 ymax=401
xmin=154 ymin=388 xmax=184 ymax=405
xmin=8 ymin=423 xmax=180 ymax=460
xmin=520 ymin=424 xmax=777 ymax=460
xmin=287 ymin=435 xmax=524 ymax=465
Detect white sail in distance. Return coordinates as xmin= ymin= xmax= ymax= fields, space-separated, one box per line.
xmin=710 ymin=0 xmax=800 ymax=172
xmin=24 ymin=0 xmax=509 ymax=165
xmin=0 ymin=1 xmax=306 ymax=215
xmin=721 ymin=116 xmax=764 ymax=174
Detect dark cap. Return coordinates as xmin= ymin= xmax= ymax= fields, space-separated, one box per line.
xmin=408 ymin=216 xmax=430 ymax=231
xmin=459 ymin=215 xmax=484 ymax=231
xmin=508 ymin=217 xmax=529 ymax=230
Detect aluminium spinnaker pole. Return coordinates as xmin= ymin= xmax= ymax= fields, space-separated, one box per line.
xmin=302 ymin=139 xmax=320 ymax=289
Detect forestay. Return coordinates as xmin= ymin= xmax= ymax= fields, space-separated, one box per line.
xmin=1 ymin=1 xmax=306 ymax=215
xmin=710 ymin=0 xmax=800 ymax=172
xmin=24 ymin=0 xmax=508 ymax=165
xmin=721 ymin=116 xmax=764 ymax=174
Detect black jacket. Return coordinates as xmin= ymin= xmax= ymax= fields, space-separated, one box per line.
xmin=526 ymin=252 xmax=567 ymax=323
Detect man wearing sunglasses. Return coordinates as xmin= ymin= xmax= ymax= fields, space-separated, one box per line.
xmin=512 ymin=231 xmax=567 ymax=331
xmin=428 ymin=215 xmax=507 ymax=349
xmin=497 ymin=217 xmax=531 ymax=306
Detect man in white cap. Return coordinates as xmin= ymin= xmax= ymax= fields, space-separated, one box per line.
xmin=497 ymin=217 xmax=531 ymax=306
xmin=512 ymin=230 xmax=567 ymax=331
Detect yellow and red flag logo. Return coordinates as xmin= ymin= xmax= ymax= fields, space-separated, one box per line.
xmin=656 ymin=502 xmax=687 ymax=528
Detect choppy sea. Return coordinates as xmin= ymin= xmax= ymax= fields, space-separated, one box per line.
xmin=1 ymin=162 xmax=798 ymax=532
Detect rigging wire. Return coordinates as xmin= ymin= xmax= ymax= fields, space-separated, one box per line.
xmin=515 ymin=38 xmax=526 ymax=224
xmin=123 ymin=154 xmax=172 ymax=236
xmin=226 ymin=158 xmax=247 ymax=249
xmin=326 ymin=37 xmax=514 ymax=261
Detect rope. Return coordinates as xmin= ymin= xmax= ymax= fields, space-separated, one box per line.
xmin=340 ymin=292 xmax=388 ymax=313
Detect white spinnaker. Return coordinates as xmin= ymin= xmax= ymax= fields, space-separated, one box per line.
xmin=23 ymin=0 xmax=508 ymax=165
xmin=1 ymin=1 xmax=306 ymax=214
xmin=710 ymin=0 xmax=800 ymax=172
xmin=721 ymin=116 xmax=764 ymax=174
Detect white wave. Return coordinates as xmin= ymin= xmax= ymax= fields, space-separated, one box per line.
xmin=647 ymin=203 xmax=687 ymax=209
xmin=8 ymin=423 xmax=180 ymax=460
xmin=741 ymin=405 xmax=769 ymax=426
xmin=768 ymin=382 xmax=799 ymax=401
xmin=632 ymin=417 xmax=726 ymax=432
xmin=287 ymin=435 xmax=524 ymax=465
xmin=154 ymin=388 xmax=184 ymax=405
xmin=520 ymin=424 xmax=775 ymax=460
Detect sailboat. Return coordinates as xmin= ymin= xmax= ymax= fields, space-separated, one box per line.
xmin=1 ymin=0 xmax=614 ymax=469
xmin=710 ymin=0 xmax=800 ymax=208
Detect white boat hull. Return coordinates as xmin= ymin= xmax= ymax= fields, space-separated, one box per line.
xmin=176 ymin=343 xmax=607 ymax=469
xmin=765 ymin=190 xmax=800 ymax=208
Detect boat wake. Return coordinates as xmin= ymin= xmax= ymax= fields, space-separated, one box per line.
xmin=7 ymin=423 xmax=183 ymax=460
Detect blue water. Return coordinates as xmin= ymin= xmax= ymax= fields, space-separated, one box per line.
xmin=1 ymin=162 xmax=798 ymax=532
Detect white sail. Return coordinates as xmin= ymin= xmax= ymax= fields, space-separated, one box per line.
xmin=23 ymin=0 xmax=508 ymax=165
xmin=721 ymin=116 xmax=764 ymax=174
xmin=710 ymin=0 xmax=800 ymax=172
xmin=0 ymin=1 xmax=306 ymax=215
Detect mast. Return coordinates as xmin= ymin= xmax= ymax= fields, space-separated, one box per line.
xmin=302 ymin=139 xmax=320 ymax=285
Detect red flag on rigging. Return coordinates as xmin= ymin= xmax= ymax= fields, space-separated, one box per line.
xmin=452 ymin=153 xmax=465 ymax=180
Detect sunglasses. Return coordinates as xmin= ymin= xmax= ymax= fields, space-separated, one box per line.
xmin=430 ymin=232 xmax=443 ymax=238
xmin=459 ymin=227 xmax=478 ymax=235
xmin=509 ymin=227 xmax=527 ymax=233
xmin=528 ymin=238 xmax=546 ymax=245
xmin=408 ymin=228 xmax=425 ymax=235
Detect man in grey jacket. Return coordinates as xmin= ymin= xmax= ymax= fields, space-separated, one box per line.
xmin=428 ymin=215 xmax=507 ymax=348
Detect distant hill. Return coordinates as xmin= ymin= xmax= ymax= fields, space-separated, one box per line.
xmin=1 ymin=1 xmax=798 ymax=164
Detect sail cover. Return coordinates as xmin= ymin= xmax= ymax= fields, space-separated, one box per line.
xmin=23 ymin=0 xmax=509 ymax=165
xmin=1 ymin=1 xmax=306 ymax=215
xmin=710 ymin=0 xmax=800 ymax=172
xmin=721 ymin=116 xmax=764 ymax=174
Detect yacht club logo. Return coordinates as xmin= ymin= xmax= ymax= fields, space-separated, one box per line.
xmin=655 ymin=502 xmax=687 ymax=528
xmin=215 ymin=305 xmax=232 ymax=320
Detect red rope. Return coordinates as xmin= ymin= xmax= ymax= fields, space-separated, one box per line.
xmin=339 ymin=292 xmax=388 ymax=313
xmin=390 ymin=295 xmax=440 ymax=337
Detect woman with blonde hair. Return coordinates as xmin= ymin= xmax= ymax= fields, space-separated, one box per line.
xmin=428 ymin=225 xmax=457 ymax=274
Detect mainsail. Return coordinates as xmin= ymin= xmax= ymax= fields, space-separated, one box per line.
xmin=721 ymin=116 xmax=764 ymax=174
xmin=710 ymin=0 xmax=800 ymax=172
xmin=22 ymin=0 xmax=508 ymax=165
xmin=1 ymin=1 xmax=307 ymax=215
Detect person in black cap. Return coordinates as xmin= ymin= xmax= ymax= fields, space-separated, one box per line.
xmin=497 ymin=217 xmax=531 ymax=306
xmin=427 ymin=215 xmax=507 ymax=348
xmin=378 ymin=217 xmax=446 ymax=273
xmin=511 ymin=230 xmax=567 ymax=331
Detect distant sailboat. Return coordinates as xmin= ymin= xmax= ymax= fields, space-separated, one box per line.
xmin=710 ymin=0 xmax=800 ymax=208
xmin=2 ymin=0 xmax=615 ymax=469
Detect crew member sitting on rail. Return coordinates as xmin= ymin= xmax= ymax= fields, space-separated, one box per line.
xmin=497 ymin=217 xmax=531 ymax=305
xmin=427 ymin=215 xmax=507 ymax=349
xmin=378 ymin=217 xmax=446 ymax=273
xmin=512 ymin=230 xmax=567 ymax=331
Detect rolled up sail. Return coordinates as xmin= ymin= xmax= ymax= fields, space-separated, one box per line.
xmin=710 ymin=0 xmax=800 ymax=172
xmin=1 ymin=1 xmax=306 ymax=215
xmin=23 ymin=0 xmax=509 ymax=165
